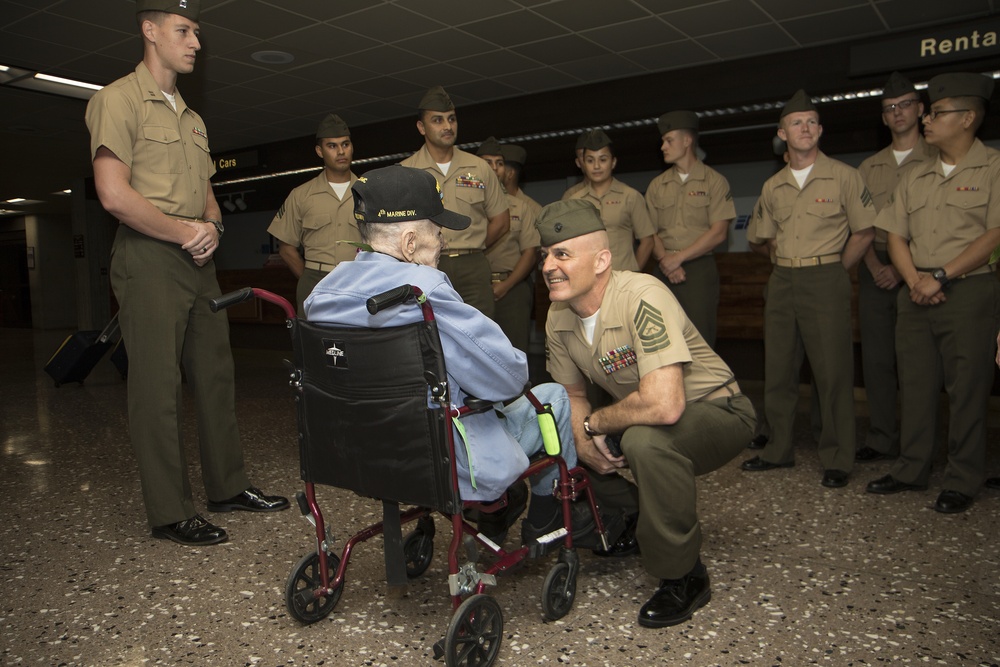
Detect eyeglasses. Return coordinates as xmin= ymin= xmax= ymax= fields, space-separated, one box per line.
xmin=922 ymin=109 xmax=969 ymax=121
xmin=882 ymin=98 xmax=919 ymax=114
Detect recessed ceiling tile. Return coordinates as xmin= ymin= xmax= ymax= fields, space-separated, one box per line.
xmin=49 ymin=0 xmax=137 ymax=36
xmin=782 ymin=6 xmax=885 ymax=46
xmin=493 ymin=66 xmax=581 ymax=93
xmin=218 ymin=106 xmax=294 ymax=127
xmin=0 ymin=31 xmax=87 ymax=71
xmin=266 ymin=115 xmax=326 ymax=140
xmin=622 ymin=39 xmax=718 ymax=72
xmin=517 ymin=34 xmax=611 ymax=65
xmin=347 ymin=98 xmax=416 ymax=122
xmin=269 ymin=23 xmax=380 ymax=60
xmin=334 ymin=4 xmax=444 ymax=42
xmin=660 ymin=0 xmax=771 ymax=37
xmin=196 ymin=26 xmax=259 ymax=58
xmin=582 ymin=17 xmax=685 ymax=51
xmin=395 ymin=0 xmax=522 ymax=26
xmin=222 ymin=42 xmax=325 ymax=72
xmin=258 ymin=0 xmax=382 ymax=22
xmin=446 ymin=49 xmax=542 ymax=79
xmin=343 ymin=75 xmax=426 ymax=98
xmin=633 ymin=0 xmax=710 ymax=12
xmin=287 ymin=59 xmax=378 ymax=86
xmin=463 ymin=10 xmax=568 ymax=47
xmin=295 ymin=86 xmax=379 ymax=110
xmin=256 ymin=95 xmax=332 ymax=121
xmin=395 ymin=29 xmax=499 ymax=60
xmin=13 ymin=12 xmax=125 ymax=53
xmin=553 ymin=53 xmax=645 ymax=82
xmin=396 ymin=63 xmax=479 ymax=88
xmin=0 ymin=1 xmax=38 ymax=25
xmin=697 ymin=23 xmax=797 ymax=60
xmin=876 ymin=0 xmax=991 ymax=29
xmin=443 ymin=78 xmax=522 ymax=105
xmin=337 ymin=45 xmax=433 ymax=75
xmin=754 ymin=0 xmax=868 ymax=21
xmin=240 ymin=73 xmax=326 ymax=99
xmin=201 ymin=57 xmax=272 ymax=86
xmin=55 ymin=53 xmax=138 ymax=86
xmin=200 ymin=0 xmax=315 ymax=41
xmin=532 ymin=0 xmax=649 ymax=32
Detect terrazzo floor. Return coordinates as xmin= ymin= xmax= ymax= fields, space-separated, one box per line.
xmin=2 ymin=327 xmax=999 ymax=666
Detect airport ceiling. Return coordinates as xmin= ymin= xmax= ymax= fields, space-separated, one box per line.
xmin=1 ymin=0 xmax=998 ymax=210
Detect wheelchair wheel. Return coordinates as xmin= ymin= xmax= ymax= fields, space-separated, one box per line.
xmin=285 ymin=551 xmax=343 ymax=624
xmin=541 ymin=561 xmax=576 ymax=621
xmin=444 ymin=594 xmax=503 ymax=667
xmin=403 ymin=528 xmax=434 ymax=578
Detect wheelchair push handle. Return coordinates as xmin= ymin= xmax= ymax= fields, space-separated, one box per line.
xmin=211 ymin=287 xmax=296 ymax=319
xmin=367 ymin=284 xmax=415 ymax=315
xmin=210 ymin=287 xmax=254 ymax=313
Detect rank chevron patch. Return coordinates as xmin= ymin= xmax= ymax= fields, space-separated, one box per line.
xmin=633 ymin=300 xmax=670 ymax=353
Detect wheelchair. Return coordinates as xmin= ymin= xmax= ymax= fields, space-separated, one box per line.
xmin=211 ymin=285 xmax=616 ymax=667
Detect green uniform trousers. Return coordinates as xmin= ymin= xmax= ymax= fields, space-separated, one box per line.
xmin=655 ymin=255 xmax=720 ymax=348
xmin=493 ymin=278 xmax=532 ymax=353
xmin=857 ymin=249 xmax=901 ymax=455
xmin=589 ymin=394 xmax=755 ymax=580
xmin=761 ymin=263 xmax=856 ymax=472
xmin=297 ymin=267 xmax=329 ymax=318
xmin=439 ymin=251 xmax=494 ymax=319
xmin=111 ymin=225 xmax=250 ymax=528
xmin=890 ymin=274 xmax=1000 ymax=495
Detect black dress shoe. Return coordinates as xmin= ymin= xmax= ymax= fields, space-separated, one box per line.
xmin=747 ymin=434 xmax=768 ymax=450
xmin=933 ymin=489 xmax=973 ymax=514
xmin=475 ymin=482 xmax=528 ymax=544
xmin=985 ymin=477 xmax=1000 ymax=490
xmin=638 ymin=560 xmax=711 ymax=628
xmin=865 ymin=474 xmax=926 ymax=495
xmin=855 ymin=446 xmax=893 ymax=462
xmin=821 ymin=469 xmax=849 ymax=488
xmin=207 ymin=486 xmax=290 ymax=513
xmin=741 ymin=455 xmax=794 ymax=472
xmin=593 ymin=512 xmax=640 ymax=558
xmin=152 ymin=514 xmax=228 ymax=546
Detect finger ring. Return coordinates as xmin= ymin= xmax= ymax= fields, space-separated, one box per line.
xmin=202 ymin=246 xmax=208 ymax=252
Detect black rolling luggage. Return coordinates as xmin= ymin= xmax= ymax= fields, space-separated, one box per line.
xmin=44 ymin=314 xmax=121 ymax=387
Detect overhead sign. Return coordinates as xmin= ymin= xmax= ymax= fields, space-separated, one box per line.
xmin=850 ymin=18 xmax=1000 ymax=76
xmin=213 ymin=149 xmax=259 ymax=172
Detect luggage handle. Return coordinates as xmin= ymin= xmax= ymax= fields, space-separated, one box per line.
xmin=98 ymin=312 xmax=121 ymax=344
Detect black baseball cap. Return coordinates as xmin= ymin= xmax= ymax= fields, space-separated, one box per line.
xmin=352 ymin=165 xmax=470 ymax=230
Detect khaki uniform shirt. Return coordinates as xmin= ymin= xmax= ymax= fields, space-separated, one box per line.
xmin=546 ymin=271 xmax=734 ymax=403
xmin=267 ymin=172 xmax=361 ymax=267
xmin=401 ymin=145 xmax=507 ymax=250
xmin=645 ymin=161 xmax=736 ymax=251
xmin=85 ymin=62 xmax=214 ymax=218
xmin=515 ymin=188 xmax=543 ymax=217
xmin=567 ymin=178 xmax=655 ymax=272
xmin=875 ymin=139 xmax=1000 ymax=268
xmin=859 ymin=137 xmax=937 ymax=245
xmin=560 ymin=180 xmax=587 ymax=201
xmin=754 ymin=152 xmax=876 ymax=258
xmin=486 ymin=194 xmax=540 ymax=274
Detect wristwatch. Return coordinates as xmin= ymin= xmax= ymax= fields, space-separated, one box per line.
xmin=583 ymin=415 xmax=599 ymax=437
xmin=206 ymin=218 xmax=224 ymax=240
xmin=931 ymin=268 xmax=949 ymax=288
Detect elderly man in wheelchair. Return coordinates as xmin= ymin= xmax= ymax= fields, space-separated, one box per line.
xmin=304 ymin=164 xmax=624 ymax=554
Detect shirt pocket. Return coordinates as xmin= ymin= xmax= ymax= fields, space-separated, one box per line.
xmin=454 ymin=183 xmax=486 ymax=213
xmin=681 ymin=194 xmax=711 ymax=229
xmin=772 ymin=205 xmax=792 ymax=233
xmin=191 ymin=132 xmax=211 ymax=180
xmin=302 ymin=212 xmax=334 ymax=245
xmin=945 ymin=189 xmax=988 ymax=237
xmin=905 ymin=191 xmax=932 ymax=240
xmin=140 ymin=125 xmax=183 ymax=174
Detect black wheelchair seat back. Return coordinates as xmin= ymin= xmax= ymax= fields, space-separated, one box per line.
xmin=292 ymin=318 xmax=462 ymax=515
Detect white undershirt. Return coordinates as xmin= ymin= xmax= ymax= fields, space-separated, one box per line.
xmin=892 ymin=148 xmax=913 ymax=165
xmin=437 ymin=162 xmax=451 ymax=176
xmin=161 ymin=90 xmax=177 ymax=111
xmin=678 ymin=172 xmax=690 ymax=183
xmin=941 ymin=161 xmax=956 ymax=177
xmin=329 ymin=181 xmax=350 ymax=200
xmin=790 ymin=164 xmax=813 ymax=189
xmin=581 ymin=310 xmax=600 ymax=345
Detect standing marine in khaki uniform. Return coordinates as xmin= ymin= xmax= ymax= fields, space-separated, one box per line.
xmin=401 ymin=86 xmax=509 ymax=318
xmin=564 ymin=129 xmax=654 ymax=272
xmin=741 ymin=90 xmax=875 ymax=488
xmin=855 ymin=73 xmax=936 ymax=463
xmin=646 ymin=110 xmax=735 ymax=347
xmin=267 ymin=114 xmax=360 ymax=316
xmin=867 ymin=72 xmax=1000 ymax=514
xmin=538 ymin=199 xmax=755 ymax=628
xmin=85 ymin=0 xmax=287 ymax=547
xmin=477 ymin=137 xmax=540 ymax=353
xmin=561 ymin=130 xmax=597 ymax=201
xmin=500 ymin=143 xmax=542 ymax=217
